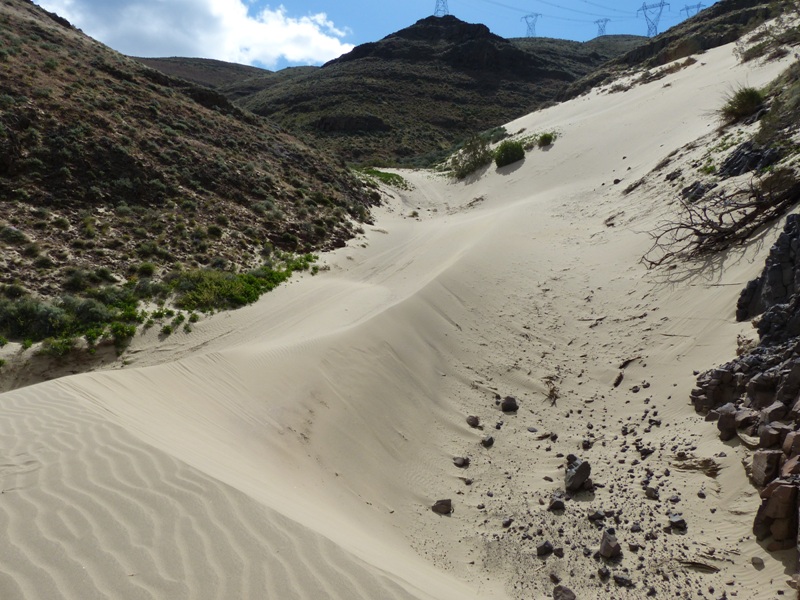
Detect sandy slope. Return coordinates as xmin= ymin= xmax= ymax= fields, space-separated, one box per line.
xmin=1 ymin=38 xmax=797 ymax=599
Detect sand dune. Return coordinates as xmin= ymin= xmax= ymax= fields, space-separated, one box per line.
xmin=0 ymin=35 xmax=796 ymax=598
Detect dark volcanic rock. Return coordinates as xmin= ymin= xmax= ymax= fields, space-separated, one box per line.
xmin=565 ymin=455 xmax=591 ymax=492
xmin=599 ymin=529 xmax=622 ymax=559
xmin=548 ymin=494 xmax=566 ymax=512
xmin=552 ymin=585 xmax=577 ymax=600
xmin=537 ymin=540 xmax=554 ymax=556
xmin=737 ymin=214 xmax=800 ymax=323
xmin=501 ymin=396 xmax=519 ymax=413
xmin=432 ymin=499 xmax=453 ymax=515
xmin=718 ymin=141 xmax=779 ymax=179
xmin=668 ymin=514 xmax=687 ymax=531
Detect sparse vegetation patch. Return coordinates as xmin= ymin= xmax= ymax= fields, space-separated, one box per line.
xmin=719 ymin=86 xmax=765 ymax=124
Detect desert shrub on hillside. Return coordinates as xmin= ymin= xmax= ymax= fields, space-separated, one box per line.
xmin=538 ymin=132 xmax=556 ymax=147
xmin=452 ymin=136 xmax=493 ymax=179
xmin=494 ymin=140 xmax=525 ymax=168
xmin=719 ymin=86 xmax=764 ymax=123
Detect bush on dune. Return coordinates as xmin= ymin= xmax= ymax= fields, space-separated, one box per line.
xmin=494 ymin=140 xmax=525 ymax=168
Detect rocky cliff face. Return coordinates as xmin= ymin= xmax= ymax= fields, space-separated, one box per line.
xmin=693 ymin=210 xmax=800 ymax=557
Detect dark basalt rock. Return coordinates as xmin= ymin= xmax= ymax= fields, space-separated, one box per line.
xmin=718 ymin=141 xmax=780 ymax=179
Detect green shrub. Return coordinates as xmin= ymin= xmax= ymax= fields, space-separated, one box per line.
xmin=720 ymin=86 xmax=765 ymax=123
xmin=0 ymin=226 xmax=29 ymax=245
xmin=137 ymin=262 xmax=157 ymax=277
xmin=38 ymin=337 xmax=76 ymax=358
xmin=452 ymin=136 xmax=493 ymax=179
xmin=495 ymin=140 xmax=526 ymax=168
xmin=359 ymin=168 xmax=411 ymax=189
xmin=538 ymin=132 xmax=556 ymax=147
xmin=109 ymin=322 xmax=136 ymax=349
xmin=0 ymin=335 xmax=7 ymax=347
xmin=172 ymin=254 xmax=316 ymax=312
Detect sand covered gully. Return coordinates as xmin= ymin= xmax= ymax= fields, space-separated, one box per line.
xmin=0 ymin=36 xmax=797 ymax=599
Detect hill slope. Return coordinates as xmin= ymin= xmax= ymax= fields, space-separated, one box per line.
xmin=219 ymin=17 xmax=644 ymax=165
xmin=0 ymin=0 xmax=374 ymax=341
xmin=134 ymin=56 xmax=268 ymax=89
xmin=563 ymin=0 xmax=793 ymax=99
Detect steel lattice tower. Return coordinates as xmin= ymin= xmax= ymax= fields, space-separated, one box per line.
xmin=637 ymin=2 xmax=670 ymax=37
xmin=595 ymin=18 xmax=611 ymax=36
xmin=522 ymin=13 xmax=542 ymax=38
xmin=434 ymin=0 xmax=449 ymax=17
xmin=681 ymin=3 xmax=706 ymax=17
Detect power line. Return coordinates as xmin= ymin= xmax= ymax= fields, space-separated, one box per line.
xmin=469 ymin=0 xmax=639 ymax=23
xmin=581 ymin=0 xmax=633 ymax=15
xmin=535 ymin=0 xmax=617 ymax=18
xmin=522 ymin=13 xmax=543 ymax=36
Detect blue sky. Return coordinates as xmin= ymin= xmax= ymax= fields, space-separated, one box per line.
xmin=35 ymin=0 xmax=721 ymax=70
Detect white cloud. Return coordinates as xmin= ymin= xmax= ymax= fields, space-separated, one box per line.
xmin=34 ymin=0 xmax=354 ymax=68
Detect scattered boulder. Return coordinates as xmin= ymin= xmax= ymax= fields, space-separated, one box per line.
xmin=565 ymin=455 xmax=591 ymax=492
xmin=668 ymin=514 xmax=687 ymax=531
xmin=466 ymin=415 xmax=480 ymax=428
xmin=613 ymin=574 xmax=634 ymax=588
xmin=681 ymin=180 xmax=714 ymax=202
xmin=501 ymin=396 xmax=519 ymax=413
xmin=548 ymin=494 xmax=566 ymax=512
xmin=453 ymin=456 xmax=470 ymax=468
xmin=552 ymin=586 xmax=577 ymax=600
xmin=432 ymin=499 xmax=452 ymax=515
xmin=481 ymin=436 xmax=495 ymax=449
xmin=599 ymin=528 xmax=622 ymax=559
xmin=537 ymin=541 xmax=554 ymax=556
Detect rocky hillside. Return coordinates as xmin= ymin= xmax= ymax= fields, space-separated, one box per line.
xmin=157 ymin=17 xmax=644 ymax=166
xmin=135 ymin=56 xmax=267 ymax=89
xmin=0 ymin=0 xmax=376 ymax=352
xmin=563 ymin=0 xmax=796 ymax=99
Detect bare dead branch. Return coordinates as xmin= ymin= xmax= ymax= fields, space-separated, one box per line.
xmin=642 ymin=170 xmax=800 ymax=269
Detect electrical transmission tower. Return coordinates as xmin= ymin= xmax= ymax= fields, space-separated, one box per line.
xmin=681 ymin=3 xmax=705 ymax=17
xmin=637 ymin=2 xmax=670 ymax=37
xmin=595 ymin=18 xmax=611 ymax=36
xmin=434 ymin=0 xmax=449 ymax=17
xmin=522 ymin=13 xmax=542 ymax=38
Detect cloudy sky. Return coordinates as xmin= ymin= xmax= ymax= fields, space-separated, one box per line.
xmin=34 ymin=0 xmax=721 ymax=70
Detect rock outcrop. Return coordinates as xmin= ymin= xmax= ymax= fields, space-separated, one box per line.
xmin=694 ymin=213 xmax=800 ymax=564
